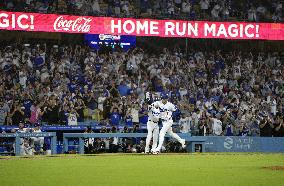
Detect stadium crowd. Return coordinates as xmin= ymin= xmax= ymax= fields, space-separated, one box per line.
xmin=0 ymin=0 xmax=283 ymax=22
xmin=0 ymin=42 xmax=283 ymax=138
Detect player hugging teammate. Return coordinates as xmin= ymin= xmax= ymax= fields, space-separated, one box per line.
xmin=144 ymin=92 xmax=186 ymax=154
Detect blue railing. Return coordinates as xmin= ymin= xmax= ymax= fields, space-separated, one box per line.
xmin=0 ymin=132 xmax=57 ymax=156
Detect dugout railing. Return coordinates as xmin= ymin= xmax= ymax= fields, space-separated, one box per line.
xmin=0 ymin=132 xmax=57 ymax=156
xmin=63 ymin=133 xmax=207 ymax=154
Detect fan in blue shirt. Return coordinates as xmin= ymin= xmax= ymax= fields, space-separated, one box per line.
xmin=139 ymin=104 xmax=148 ymax=125
xmin=109 ymin=107 xmax=122 ymax=126
xmin=118 ymin=81 xmax=130 ymax=97
xmin=68 ymin=80 xmax=77 ymax=93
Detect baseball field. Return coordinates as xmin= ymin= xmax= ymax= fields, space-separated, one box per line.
xmin=0 ymin=153 xmax=284 ymax=186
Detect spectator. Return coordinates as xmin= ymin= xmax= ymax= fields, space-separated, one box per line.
xmin=238 ymin=124 xmax=249 ymax=136
xmin=118 ymin=81 xmax=130 ymax=97
xmin=179 ymin=113 xmax=191 ymax=133
xmin=140 ymin=0 xmax=149 ymax=14
xmin=211 ymin=3 xmax=221 ymax=20
xmin=198 ymin=118 xmax=207 ymax=136
xmin=199 ymin=0 xmax=209 ymax=18
xmin=91 ymin=0 xmax=100 ymax=15
xmin=174 ymin=0 xmax=182 ymax=12
xmin=129 ymin=102 xmax=140 ymax=126
xmin=67 ymin=108 xmax=79 ymax=126
xmin=125 ymin=109 xmax=133 ymax=126
xmin=182 ymin=0 xmax=191 ymax=15
xmin=256 ymin=4 xmax=267 ymax=21
xmin=167 ymin=0 xmax=175 ymax=16
xmin=271 ymin=96 xmax=277 ymax=116
xmin=9 ymin=101 xmax=25 ymax=126
xmin=248 ymin=6 xmax=257 ymax=22
xmin=0 ymin=100 xmax=9 ymax=125
xmin=114 ymin=0 xmax=121 ymax=16
xmin=45 ymin=99 xmax=59 ymax=124
xmin=260 ymin=113 xmax=274 ymax=137
xmin=29 ymin=101 xmax=43 ymax=125
xmin=108 ymin=82 xmax=120 ymax=98
xmin=210 ymin=114 xmax=223 ymax=136
xmin=224 ymin=123 xmax=234 ymax=136
xmin=121 ymin=0 xmax=130 ymax=16
xmin=58 ymin=0 xmax=68 ymax=13
xmin=222 ymin=5 xmax=230 ymax=20
xmin=273 ymin=114 xmax=284 ymax=137
xmin=75 ymin=98 xmax=86 ymax=122
xmin=59 ymin=105 xmax=69 ymax=125
xmin=272 ymin=1 xmax=283 ymax=22
xmin=139 ymin=103 xmax=148 ymax=125
xmin=109 ymin=104 xmax=122 ymax=126
xmin=84 ymin=91 xmax=98 ymax=120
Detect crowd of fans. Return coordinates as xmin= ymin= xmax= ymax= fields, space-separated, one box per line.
xmin=0 ymin=42 xmax=283 ymax=138
xmin=0 ymin=0 xmax=283 ymax=22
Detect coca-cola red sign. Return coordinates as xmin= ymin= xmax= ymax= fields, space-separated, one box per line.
xmin=0 ymin=11 xmax=284 ymax=40
xmin=53 ymin=16 xmax=92 ymax=32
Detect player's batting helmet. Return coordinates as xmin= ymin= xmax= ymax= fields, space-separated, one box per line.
xmin=161 ymin=92 xmax=169 ymax=99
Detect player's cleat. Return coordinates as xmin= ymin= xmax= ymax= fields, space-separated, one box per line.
xmin=152 ymin=151 xmax=160 ymax=155
xmin=181 ymin=139 xmax=186 ymax=148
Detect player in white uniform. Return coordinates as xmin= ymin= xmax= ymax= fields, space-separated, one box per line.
xmin=154 ymin=93 xmax=186 ymax=153
xmin=30 ymin=123 xmax=44 ymax=152
xmin=145 ymin=101 xmax=160 ymax=153
xmin=18 ymin=122 xmax=33 ymax=155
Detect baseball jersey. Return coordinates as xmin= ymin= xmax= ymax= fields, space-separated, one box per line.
xmin=153 ymin=101 xmax=177 ymax=121
xmin=32 ymin=128 xmax=44 ymax=140
xmin=110 ymin=112 xmax=121 ymax=125
xmin=33 ymin=128 xmax=42 ymax=133
xmin=17 ymin=128 xmax=29 ymax=133
xmin=148 ymin=102 xmax=160 ymax=123
xmin=68 ymin=113 xmax=78 ymax=126
xmin=212 ymin=118 xmax=222 ymax=135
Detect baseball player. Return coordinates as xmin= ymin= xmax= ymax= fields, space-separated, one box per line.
xmin=154 ymin=93 xmax=186 ymax=153
xmin=144 ymin=100 xmax=160 ymax=153
xmin=30 ymin=123 xmax=44 ymax=152
xmin=18 ymin=122 xmax=33 ymax=155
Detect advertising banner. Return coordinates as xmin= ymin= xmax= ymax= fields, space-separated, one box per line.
xmin=1 ymin=11 xmax=283 ymax=40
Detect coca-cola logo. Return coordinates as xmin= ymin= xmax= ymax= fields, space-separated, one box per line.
xmin=53 ymin=16 xmax=92 ymax=33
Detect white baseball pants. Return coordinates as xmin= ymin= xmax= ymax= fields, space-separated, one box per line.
xmin=145 ymin=120 xmax=159 ymax=153
xmin=156 ymin=120 xmax=183 ymax=152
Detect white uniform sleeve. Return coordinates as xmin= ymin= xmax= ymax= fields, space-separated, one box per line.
xmin=152 ymin=101 xmax=160 ymax=108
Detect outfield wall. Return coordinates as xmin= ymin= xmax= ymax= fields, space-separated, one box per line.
xmin=204 ymin=137 xmax=284 ymax=152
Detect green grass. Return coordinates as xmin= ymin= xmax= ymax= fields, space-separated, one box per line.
xmin=0 ymin=153 xmax=284 ymax=186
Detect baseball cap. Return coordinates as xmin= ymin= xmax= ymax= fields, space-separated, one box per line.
xmin=161 ymin=92 xmax=169 ymax=99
